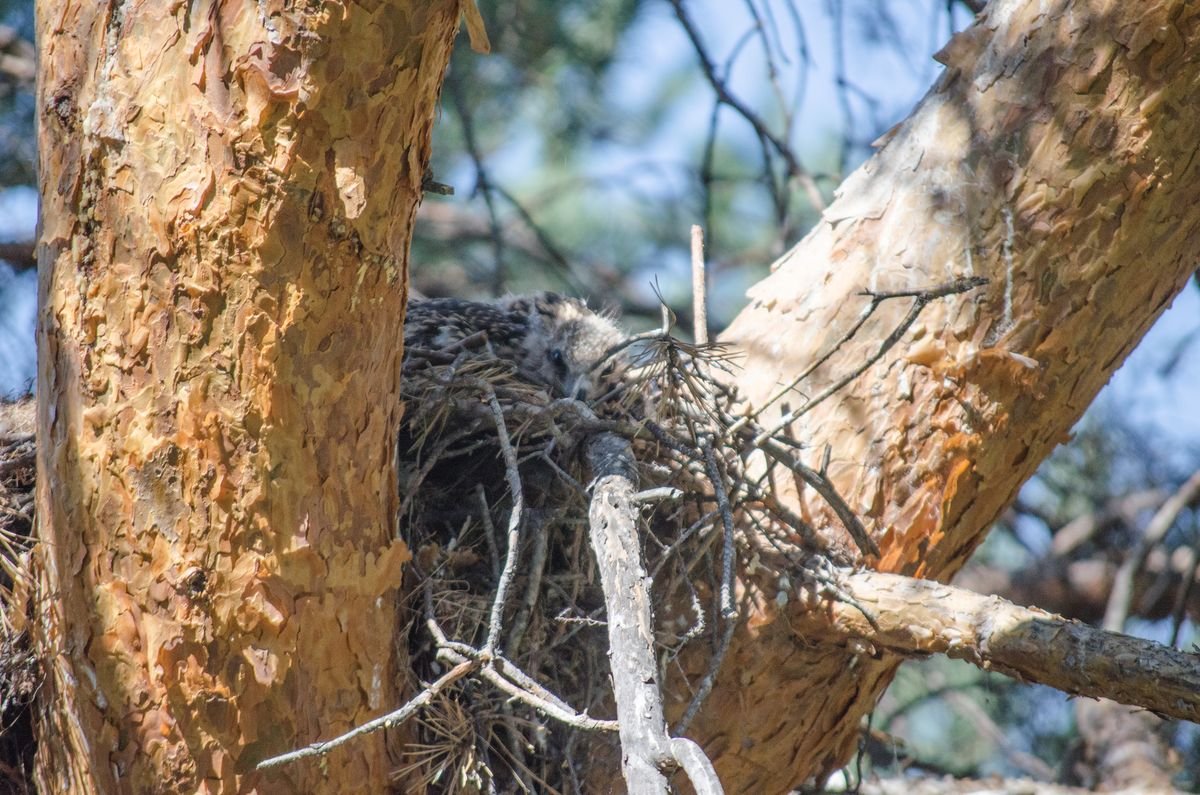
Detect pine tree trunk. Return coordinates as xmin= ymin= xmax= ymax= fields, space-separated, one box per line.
xmin=34 ymin=3 xmax=461 ymax=791
xmin=689 ymin=0 xmax=1200 ymax=787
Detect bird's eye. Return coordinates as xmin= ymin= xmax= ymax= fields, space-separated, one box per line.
xmin=549 ymin=348 xmax=568 ymax=376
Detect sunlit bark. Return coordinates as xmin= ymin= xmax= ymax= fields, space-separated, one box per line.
xmin=693 ymin=0 xmax=1200 ymax=788
xmin=34 ymin=2 xmax=461 ymax=791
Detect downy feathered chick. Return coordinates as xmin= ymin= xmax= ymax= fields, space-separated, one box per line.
xmin=403 ymin=292 xmax=625 ymax=401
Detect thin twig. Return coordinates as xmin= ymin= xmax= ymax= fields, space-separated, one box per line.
xmin=489 ymin=182 xmax=589 ymax=294
xmin=828 ymin=0 xmax=856 ymax=174
xmin=691 ymin=224 xmax=709 ymax=345
xmin=752 ymin=276 xmax=987 ymax=445
xmin=594 ymin=328 xmax=674 ymax=374
xmin=475 ymin=483 xmax=502 ymax=581
xmin=667 ymin=0 xmax=826 ymax=213
xmin=256 ymin=660 xmax=478 ymax=771
xmin=425 ymin=616 xmax=618 ymax=733
xmin=699 ymin=99 xmax=721 ymax=259
xmin=701 ymin=438 xmax=738 ymax=619
xmin=449 ymin=78 xmax=507 ymax=295
xmin=1169 ymin=537 xmax=1200 ymax=647
xmin=436 ymin=646 xmax=618 ymax=733
xmin=760 ymin=438 xmax=880 ymax=558
xmin=484 ymin=386 xmax=525 ymax=657
xmin=674 ymin=618 xmax=736 ymax=735
xmin=507 ymin=509 xmax=550 ymax=656
xmin=726 ymin=286 xmax=907 ymax=436
xmin=650 ymin=508 xmax=720 ymax=581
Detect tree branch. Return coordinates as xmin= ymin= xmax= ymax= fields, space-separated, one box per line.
xmin=0 ymin=242 xmax=35 ymax=272
xmin=484 ymin=386 xmax=524 ymax=657
xmin=255 ymin=660 xmax=478 ymax=772
xmin=585 ymin=431 xmax=724 ymax=795
xmin=1104 ymin=469 xmax=1200 ymax=631
xmin=666 ymin=0 xmax=826 ymax=213
xmin=815 ymin=570 xmax=1200 ymax=723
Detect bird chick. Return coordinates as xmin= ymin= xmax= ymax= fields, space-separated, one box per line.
xmin=404 ymin=292 xmax=625 ymax=401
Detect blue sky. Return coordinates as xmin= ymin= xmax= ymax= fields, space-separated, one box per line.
xmin=0 ymin=184 xmax=35 ymax=397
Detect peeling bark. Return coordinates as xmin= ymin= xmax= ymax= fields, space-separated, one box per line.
xmin=34 ymin=2 xmax=462 ymax=792
xmin=692 ymin=0 xmax=1200 ymax=787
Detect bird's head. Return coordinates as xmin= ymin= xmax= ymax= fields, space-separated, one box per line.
xmin=503 ymin=292 xmax=625 ymax=401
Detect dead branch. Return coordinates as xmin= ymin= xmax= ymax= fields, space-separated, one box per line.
xmin=691 ymin=224 xmax=708 ymax=345
xmin=1048 ymin=488 xmax=1166 ymax=556
xmin=430 ymin=641 xmax=617 ymax=733
xmin=816 ymin=569 xmax=1200 ymax=723
xmin=1084 ymin=470 xmax=1200 ymax=790
xmin=0 ymin=26 xmax=34 ymax=88
xmin=1103 ymin=469 xmax=1200 ymax=631
xmin=750 ymin=276 xmax=988 ymax=444
xmin=673 ymin=620 xmax=736 ymax=737
xmin=0 ymin=242 xmax=35 ymax=273
xmin=586 ymin=431 xmax=723 ymax=795
xmin=483 ymin=386 xmax=524 ymax=657
xmin=449 ymin=77 xmax=508 ymax=295
xmin=760 ymin=438 xmax=879 ymax=558
xmin=960 ymin=474 xmax=1200 ymax=628
xmin=960 ymin=553 xmax=1200 ymax=627
xmin=700 ymin=438 xmax=737 ymax=619
xmin=255 ymin=660 xmax=478 ymax=772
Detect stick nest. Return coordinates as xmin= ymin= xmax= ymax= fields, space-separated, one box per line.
xmin=395 ymin=333 xmax=845 ymax=793
xmin=0 ymin=397 xmax=37 ymax=793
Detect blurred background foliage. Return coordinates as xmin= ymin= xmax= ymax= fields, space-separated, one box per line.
xmin=0 ymin=0 xmax=33 ymax=186
xmin=0 ymin=0 xmax=35 ymax=397
xmin=1 ymin=0 xmax=1198 ymax=788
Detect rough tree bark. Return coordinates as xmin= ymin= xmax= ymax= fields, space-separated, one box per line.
xmin=34 ymin=2 xmax=464 ymax=792
xmin=685 ymin=0 xmax=1200 ymax=788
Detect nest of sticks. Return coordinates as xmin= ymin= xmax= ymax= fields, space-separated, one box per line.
xmin=393 ymin=325 xmax=867 ymax=793
xmin=0 ymin=397 xmax=37 ymax=793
